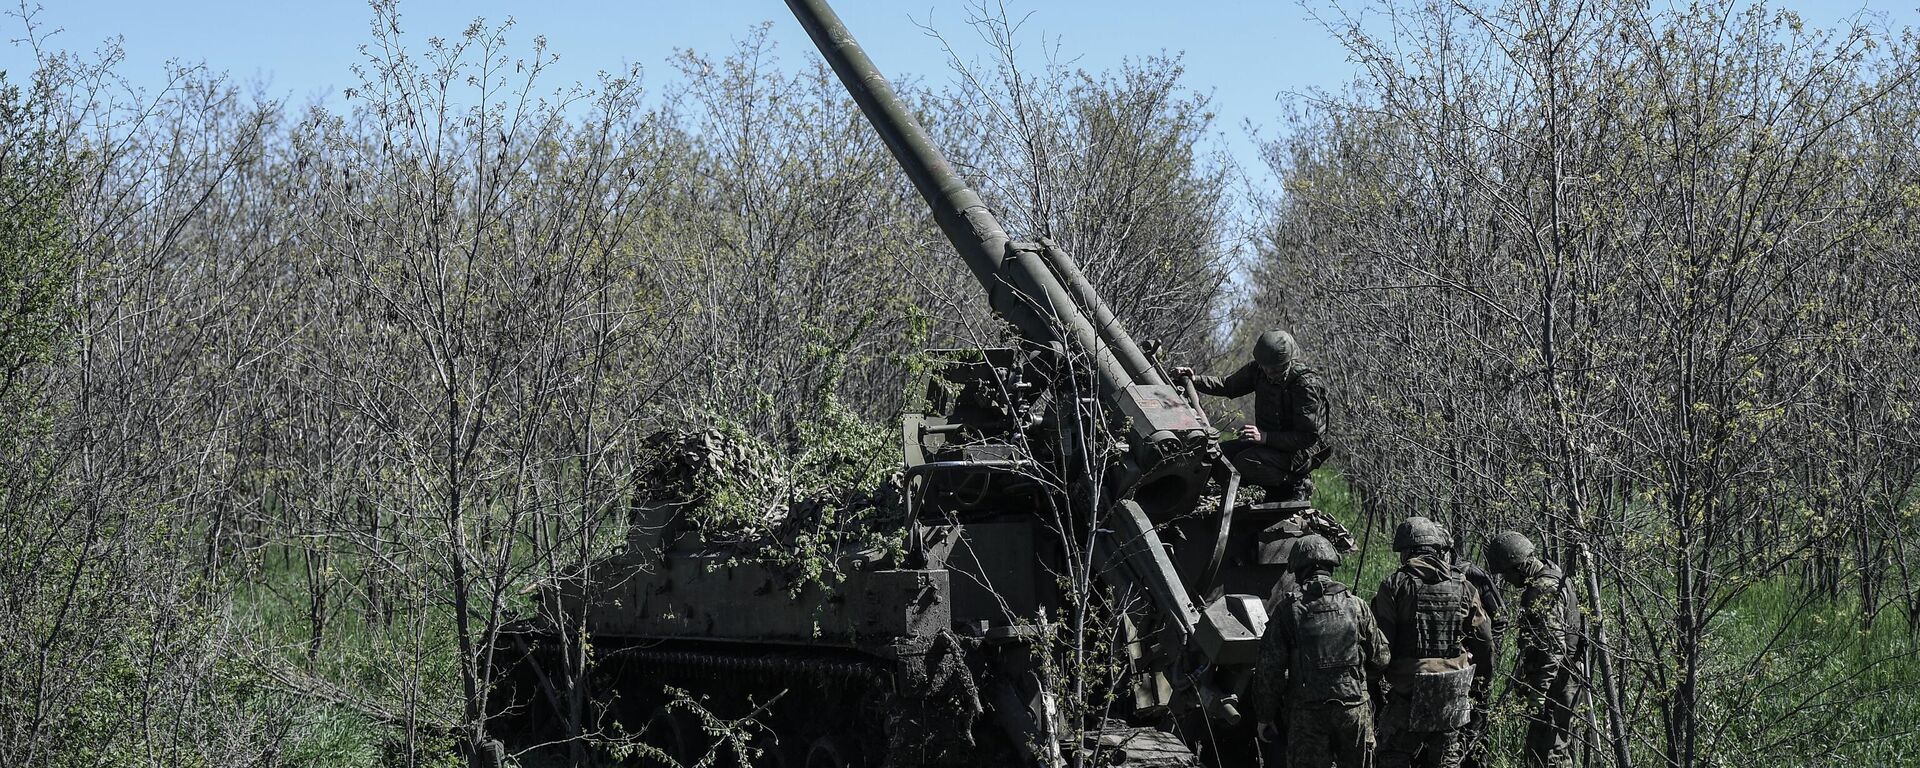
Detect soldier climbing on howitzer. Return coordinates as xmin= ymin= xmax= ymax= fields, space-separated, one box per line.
xmin=1175 ymin=328 xmax=1351 ymax=615
xmin=1174 ymin=329 xmax=1331 ymax=503
xmin=1370 ymin=517 xmax=1496 ymax=768
xmin=1253 ymin=534 xmax=1388 ymax=768
xmin=1486 ymin=532 xmax=1586 ymax=768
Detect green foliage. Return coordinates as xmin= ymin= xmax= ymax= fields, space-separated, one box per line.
xmin=787 ymin=394 xmax=903 ymax=506
xmin=0 ymin=79 xmax=75 ymax=341
xmin=0 ymin=69 xmax=137 ymax=768
xmin=279 ymin=703 xmax=383 ymax=768
xmin=599 ymin=686 xmax=774 ymax=768
xmin=36 ymin=0 xmax=1920 ymax=764
xmin=649 ymin=396 xmax=906 ymax=590
xmin=0 ymin=72 xmax=76 ymax=449
xmin=758 ymin=398 xmax=911 ymax=588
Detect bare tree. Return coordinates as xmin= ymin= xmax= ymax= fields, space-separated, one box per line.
xmin=1260 ymin=1 xmax=1920 ymax=765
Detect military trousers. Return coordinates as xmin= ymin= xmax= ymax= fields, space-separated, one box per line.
xmin=1286 ymin=702 xmax=1374 ymax=768
xmin=1522 ymin=669 xmax=1585 ymax=768
xmin=1374 ymin=693 xmax=1466 ymax=768
xmin=1222 ymin=441 xmax=1314 ymax=495
xmin=1456 ymin=705 xmax=1492 ymax=768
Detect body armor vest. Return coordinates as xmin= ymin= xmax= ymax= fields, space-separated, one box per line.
xmin=1406 ymin=570 xmax=1470 ymax=659
xmin=1285 ymin=585 xmax=1367 ymax=704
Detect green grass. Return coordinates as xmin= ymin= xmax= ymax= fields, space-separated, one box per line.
xmin=1706 ymin=578 xmax=1920 ymax=766
xmin=1308 ymin=470 xmax=1401 ymax=593
xmin=226 ymin=548 xmax=466 ymax=768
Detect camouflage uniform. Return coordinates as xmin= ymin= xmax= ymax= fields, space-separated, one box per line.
xmin=1511 ymin=560 xmax=1585 ymax=768
xmin=1189 ymin=331 xmax=1330 ymax=498
xmin=1486 ymin=532 xmax=1588 ymax=768
xmin=1254 ymin=572 xmax=1389 ymax=768
xmin=1370 ymin=548 xmax=1494 ymax=768
xmin=1455 ymin=561 xmax=1506 ymax=768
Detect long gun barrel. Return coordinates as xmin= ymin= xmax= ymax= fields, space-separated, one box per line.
xmin=788 ymin=0 xmax=1259 ymax=730
xmin=784 ymin=0 xmax=1162 ymax=397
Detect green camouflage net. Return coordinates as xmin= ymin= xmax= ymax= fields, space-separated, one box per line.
xmin=634 ymin=404 xmax=907 ymax=582
xmin=636 ymin=426 xmax=793 ymax=542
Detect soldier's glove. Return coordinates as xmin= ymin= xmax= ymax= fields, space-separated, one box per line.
xmin=1257 ymin=721 xmax=1279 ymax=743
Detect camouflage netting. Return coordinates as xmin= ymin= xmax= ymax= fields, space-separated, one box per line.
xmin=633 ymin=412 xmax=907 ymax=565
xmin=636 ymin=427 xmax=793 ymax=541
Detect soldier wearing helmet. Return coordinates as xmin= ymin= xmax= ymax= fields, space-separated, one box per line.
xmin=1256 ymin=504 xmax=1359 ymax=618
xmin=1370 ymin=518 xmax=1495 ymax=768
xmin=1173 ymin=330 xmax=1330 ymax=502
xmin=1486 ymin=532 xmax=1586 ymax=768
xmin=1440 ymin=529 xmax=1506 ymax=768
xmin=1253 ymin=535 xmax=1389 ymax=768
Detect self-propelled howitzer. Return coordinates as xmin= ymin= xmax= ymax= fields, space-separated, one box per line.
xmin=492 ymin=3 xmax=1283 ymax=766
xmin=787 ymin=0 xmax=1265 ymax=750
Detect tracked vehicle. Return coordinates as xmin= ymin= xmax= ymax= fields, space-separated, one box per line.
xmin=494 ymin=1 xmax=1314 ymax=764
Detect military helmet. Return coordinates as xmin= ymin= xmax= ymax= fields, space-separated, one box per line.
xmin=1289 ymin=534 xmax=1341 ymax=572
xmin=1252 ymin=330 xmax=1296 ymax=368
xmin=1392 ymin=516 xmax=1450 ymax=552
xmin=1487 ymin=531 xmax=1536 ymax=573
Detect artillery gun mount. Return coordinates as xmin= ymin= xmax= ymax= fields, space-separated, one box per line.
xmin=491 ymin=1 xmax=1313 ymax=765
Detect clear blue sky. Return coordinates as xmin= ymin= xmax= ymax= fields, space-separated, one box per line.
xmin=5 ymin=1 xmax=1914 ymax=178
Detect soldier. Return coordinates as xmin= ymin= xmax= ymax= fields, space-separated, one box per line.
xmin=1258 ymin=505 xmax=1359 ymax=615
xmin=1174 ymin=330 xmax=1330 ymax=502
xmin=1445 ymin=533 xmax=1507 ymax=768
xmin=1486 ymin=532 xmax=1586 ymax=768
xmin=1254 ymin=534 xmax=1389 ymax=768
xmin=1370 ymin=518 xmax=1494 ymax=768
